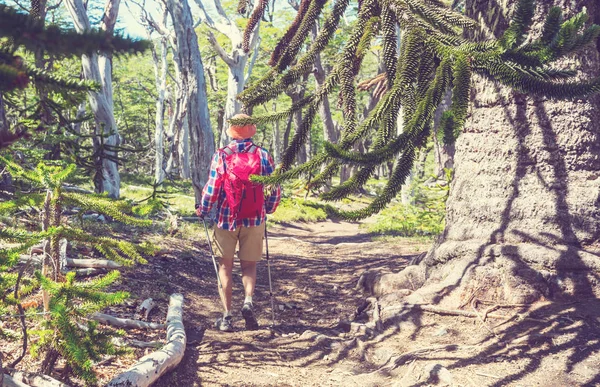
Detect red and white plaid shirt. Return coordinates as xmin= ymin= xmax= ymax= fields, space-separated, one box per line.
xmin=199 ymin=140 xmax=281 ymax=231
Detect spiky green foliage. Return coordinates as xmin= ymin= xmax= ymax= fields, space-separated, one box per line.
xmin=239 ymin=0 xmax=600 ymax=220
xmin=0 ymin=5 xmax=149 ymax=60
xmin=34 ymin=270 xmax=128 ymax=385
xmin=0 ymin=158 xmax=152 ymax=381
xmin=0 ymin=4 xmax=149 ymax=153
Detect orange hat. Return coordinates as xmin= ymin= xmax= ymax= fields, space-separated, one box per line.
xmin=227 ymin=113 xmax=257 ymax=140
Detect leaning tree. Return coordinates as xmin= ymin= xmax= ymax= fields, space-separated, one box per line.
xmin=233 ymin=0 xmax=600 ymax=308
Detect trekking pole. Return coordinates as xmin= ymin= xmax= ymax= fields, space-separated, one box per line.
xmin=195 ymin=204 xmax=223 ymax=295
xmin=264 ymin=223 xmax=275 ymax=327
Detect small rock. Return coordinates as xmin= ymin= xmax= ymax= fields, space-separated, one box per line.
xmin=423 ymin=363 xmax=453 ymax=386
xmin=434 ymin=327 xmax=448 ymax=337
xmin=300 ymin=330 xmax=318 ymax=340
xmin=278 ymin=304 xmax=285 ymax=311
xmin=315 ymin=334 xmax=330 ymax=344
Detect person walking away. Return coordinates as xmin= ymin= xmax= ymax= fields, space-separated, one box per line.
xmin=196 ymin=113 xmax=281 ymax=332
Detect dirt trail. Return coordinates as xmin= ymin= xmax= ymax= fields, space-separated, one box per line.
xmin=147 ymin=220 xmax=424 ymax=387
xmin=104 ymin=220 xmax=600 ymax=387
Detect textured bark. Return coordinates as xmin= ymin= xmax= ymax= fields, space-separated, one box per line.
xmin=165 ymin=0 xmax=215 ymax=202
xmin=106 ymin=294 xmax=185 ymax=387
xmin=195 ymin=0 xmax=262 ymax=148
xmin=364 ymin=0 xmax=600 ymax=308
xmin=65 ymin=0 xmax=121 ymax=198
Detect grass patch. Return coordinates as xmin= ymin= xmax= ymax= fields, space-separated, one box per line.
xmin=267 ymin=198 xmax=328 ymax=224
xmin=365 ymin=202 xmax=445 ymax=237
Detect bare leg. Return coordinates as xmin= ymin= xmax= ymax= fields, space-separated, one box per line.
xmin=219 ymin=257 xmax=234 ymax=312
xmin=240 ymin=260 xmax=257 ymax=299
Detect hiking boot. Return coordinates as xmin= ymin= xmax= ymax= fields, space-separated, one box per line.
xmin=215 ymin=315 xmax=234 ymax=332
xmin=241 ymin=302 xmax=259 ymax=330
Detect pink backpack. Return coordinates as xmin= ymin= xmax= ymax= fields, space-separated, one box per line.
xmin=219 ymin=145 xmax=265 ymax=220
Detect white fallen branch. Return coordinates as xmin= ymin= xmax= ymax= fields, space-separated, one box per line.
xmin=107 ymin=293 xmax=186 ymax=387
xmin=19 ymin=256 xmax=121 ymax=270
xmin=66 ymin=258 xmax=121 ymax=269
xmin=66 ymin=268 xmax=104 ymax=277
xmin=8 ymin=369 xmax=70 ymax=387
xmin=90 ymin=313 xmax=165 ymax=330
xmin=2 ymin=374 xmax=31 ymax=387
xmin=137 ymin=298 xmax=156 ymax=321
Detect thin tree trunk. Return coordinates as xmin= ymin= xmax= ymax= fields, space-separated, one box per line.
xmin=220 ymin=59 xmax=247 ymax=147
xmin=179 ymin=114 xmax=191 ymax=179
xmin=149 ymin=7 xmax=169 ymax=184
xmin=194 ymin=0 xmax=262 ymax=147
xmin=65 ymin=0 xmax=121 ymax=198
xmin=272 ymin=102 xmax=281 ymax=163
xmin=311 ymin=24 xmax=337 ymax=144
xmin=165 ymin=0 xmax=215 ymax=202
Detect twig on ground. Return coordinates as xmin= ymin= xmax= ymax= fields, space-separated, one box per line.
xmin=482 ymin=304 xmax=500 ymax=320
xmin=475 ymin=371 xmax=501 ymax=379
xmin=471 ymin=299 xmax=497 ymax=337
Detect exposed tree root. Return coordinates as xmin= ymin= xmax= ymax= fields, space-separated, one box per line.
xmin=382 ymin=303 xmax=546 ymax=323
xmin=371 ymin=344 xmax=478 ymax=374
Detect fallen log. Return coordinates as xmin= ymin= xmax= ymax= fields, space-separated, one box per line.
xmin=66 ymin=258 xmax=121 ymax=269
xmin=8 ymin=369 xmax=70 ymax=387
xmin=107 ymin=294 xmax=186 ymax=387
xmin=66 ymin=268 xmax=104 ymax=277
xmin=90 ymin=313 xmax=165 ymax=330
xmin=19 ymin=256 xmax=120 ymax=270
xmin=2 ymin=374 xmax=31 ymax=387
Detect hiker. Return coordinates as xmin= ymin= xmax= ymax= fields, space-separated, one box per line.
xmin=196 ymin=113 xmax=281 ymax=332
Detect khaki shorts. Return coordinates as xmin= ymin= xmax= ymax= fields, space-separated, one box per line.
xmin=213 ymin=223 xmax=265 ymax=262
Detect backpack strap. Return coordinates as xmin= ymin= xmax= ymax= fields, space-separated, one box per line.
xmin=220 ymin=147 xmax=234 ymax=156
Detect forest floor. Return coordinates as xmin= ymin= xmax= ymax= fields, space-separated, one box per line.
xmin=87 ymin=219 xmax=600 ymax=387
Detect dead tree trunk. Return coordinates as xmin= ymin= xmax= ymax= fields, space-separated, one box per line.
xmin=64 ymin=0 xmax=121 ymax=198
xmin=361 ymin=0 xmax=600 ymax=308
xmin=195 ymin=0 xmax=262 ymax=147
xmin=164 ymin=0 xmax=215 ymax=202
xmin=147 ymin=6 xmax=169 ymax=184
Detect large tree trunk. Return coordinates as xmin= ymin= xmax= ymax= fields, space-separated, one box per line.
xmin=65 ymin=0 xmax=121 ymax=198
xmin=362 ymin=0 xmax=600 ymax=308
xmin=165 ymin=0 xmax=215 ymax=202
